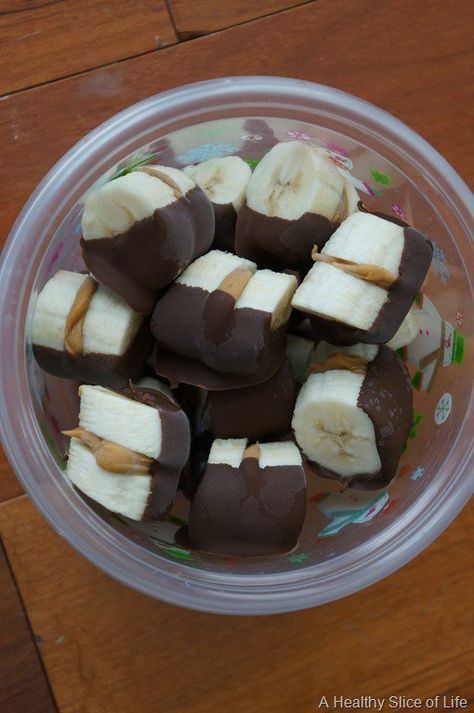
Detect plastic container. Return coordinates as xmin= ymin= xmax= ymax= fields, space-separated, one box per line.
xmin=0 ymin=77 xmax=472 ymax=615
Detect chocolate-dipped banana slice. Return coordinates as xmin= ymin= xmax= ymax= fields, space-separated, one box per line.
xmin=286 ymin=334 xmax=314 ymax=383
xmin=184 ymin=156 xmax=251 ymax=252
xmin=292 ymin=343 xmax=413 ymax=490
xmin=186 ymin=439 xmax=307 ymax=557
xmin=386 ymin=306 xmax=419 ymax=350
xmin=151 ymin=250 xmax=298 ymax=389
xmin=193 ymin=359 xmax=296 ymax=441
xmin=32 ymin=270 xmax=152 ymax=387
xmin=81 ymin=165 xmax=215 ymax=313
xmin=235 ymin=141 xmax=359 ymax=273
xmin=293 ymin=212 xmax=432 ymax=345
xmin=65 ymin=379 xmax=190 ymax=521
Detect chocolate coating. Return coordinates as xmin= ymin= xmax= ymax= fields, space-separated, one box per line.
xmin=185 ymin=455 xmax=307 ymax=557
xmin=235 ymin=204 xmax=337 ymax=273
xmin=309 ymin=225 xmax=433 ymax=345
xmin=33 ymin=320 xmax=153 ymax=388
xmin=81 ymin=186 xmax=214 ymax=313
xmin=313 ymin=346 xmax=413 ymax=490
xmin=212 ymin=202 xmax=238 ymax=252
xmin=122 ymin=384 xmax=191 ymax=520
xmin=197 ymin=359 xmax=296 ymax=441
xmin=151 ymin=283 xmax=288 ymax=389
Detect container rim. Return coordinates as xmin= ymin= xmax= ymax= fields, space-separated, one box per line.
xmin=0 ymin=76 xmax=472 ymax=615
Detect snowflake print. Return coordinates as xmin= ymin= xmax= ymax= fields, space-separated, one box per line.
xmin=177 ymin=143 xmax=237 ymax=164
xmin=411 ymin=465 xmax=425 ymax=481
xmin=369 ymin=169 xmax=391 ymax=186
xmin=288 ymin=552 xmax=310 ymax=564
xmin=431 ymin=241 xmax=450 ymax=286
xmin=456 ymin=311 xmax=464 ymax=327
xmin=435 ymin=392 xmax=452 ymax=425
xmin=391 ymin=203 xmax=407 ymax=221
xmin=287 ymin=130 xmax=311 ymax=141
xmin=241 ymin=133 xmax=262 ymax=142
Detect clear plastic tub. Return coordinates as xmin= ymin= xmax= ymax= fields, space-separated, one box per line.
xmin=0 ymin=77 xmax=472 ymax=615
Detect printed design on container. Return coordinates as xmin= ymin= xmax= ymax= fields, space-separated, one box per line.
xmin=431 ymin=241 xmax=450 ymax=286
xmin=288 ymin=551 xmax=310 ymax=564
xmin=402 ymin=412 xmax=423 ymax=452
xmin=241 ymin=133 xmax=263 ymax=142
xmin=46 ymin=241 xmax=65 ymax=276
xmin=434 ymin=393 xmax=453 ymax=425
xmin=391 ymin=203 xmax=407 ymax=221
xmin=287 ymin=130 xmax=311 ymax=141
xmin=177 ymin=143 xmax=238 ymax=164
xmin=317 ymin=490 xmax=389 ymax=537
xmin=401 ymin=294 xmax=464 ymax=392
xmin=456 ymin=311 xmax=464 ymax=327
xmin=410 ymin=465 xmax=425 ymax=481
xmin=369 ymin=168 xmax=391 ymax=186
xmin=110 ymin=153 xmax=158 ymax=181
xmin=134 ymin=514 xmax=193 ymax=560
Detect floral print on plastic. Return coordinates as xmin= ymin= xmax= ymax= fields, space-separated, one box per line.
xmin=431 ymin=241 xmax=449 ymax=286
xmin=391 ymin=203 xmax=407 ymax=221
xmin=287 ymin=130 xmax=311 ymax=141
xmin=456 ymin=311 xmax=464 ymax=327
xmin=177 ymin=143 xmax=238 ymax=164
xmin=241 ymin=133 xmax=262 ymax=142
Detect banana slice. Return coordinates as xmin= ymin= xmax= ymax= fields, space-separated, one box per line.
xmin=292 ymin=343 xmax=413 ymax=489
xmin=151 ymin=250 xmax=298 ymax=389
xmin=292 ymin=211 xmax=432 ymax=344
xmin=184 ymin=156 xmax=252 ymax=252
xmin=65 ymin=380 xmax=190 ymax=520
xmin=235 ymin=141 xmax=359 ymax=272
xmin=81 ymin=165 xmax=215 ymax=313
xmin=386 ymin=306 xmax=419 ymax=350
xmin=185 ymin=439 xmax=307 ymax=557
xmin=32 ymin=270 xmax=152 ymax=387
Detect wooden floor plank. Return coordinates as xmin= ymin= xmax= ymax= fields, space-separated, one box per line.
xmin=0 ymin=0 xmax=471 ymax=257
xmin=0 ymin=535 xmax=57 ymax=713
xmin=0 ymin=445 xmax=23 ymax=503
xmin=167 ymin=0 xmax=311 ymax=38
xmin=0 ymin=0 xmax=177 ymax=95
xmin=0 ymin=496 xmax=471 ymax=713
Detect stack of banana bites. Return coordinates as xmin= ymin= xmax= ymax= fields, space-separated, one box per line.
xmin=32 ymin=141 xmax=432 ymax=558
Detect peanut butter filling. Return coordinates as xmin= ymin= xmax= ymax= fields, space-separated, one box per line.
xmin=64 ymin=427 xmax=153 ymax=475
xmin=243 ymin=443 xmax=261 ymax=460
xmin=217 ymin=268 xmax=254 ymax=300
xmin=309 ymin=353 xmax=368 ymax=375
xmin=311 ymin=248 xmax=398 ymax=290
xmin=64 ymin=276 xmax=98 ymax=357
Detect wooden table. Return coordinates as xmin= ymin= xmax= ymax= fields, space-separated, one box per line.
xmin=0 ymin=2 xmax=472 ymax=711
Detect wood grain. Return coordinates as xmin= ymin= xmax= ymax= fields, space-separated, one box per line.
xmin=0 ymin=0 xmax=471 ymax=259
xmin=0 ymin=496 xmax=471 ymax=713
xmin=0 ymin=0 xmax=177 ymax=95
xmin=0 ymin=536 xmax=57 ymax=713
xmin=167 ymin=0 xmax=310 ymax=38
xmin=0 ymin=445 xmax=23 ymax=502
